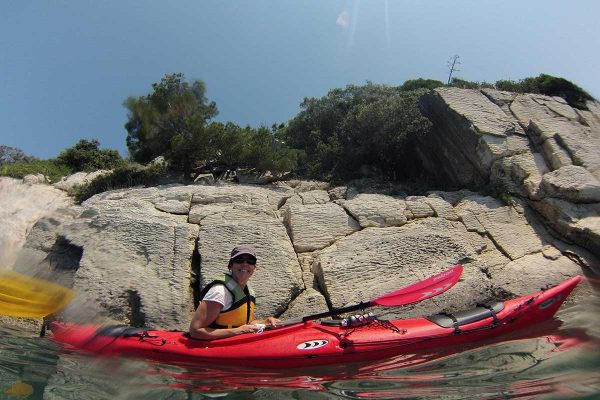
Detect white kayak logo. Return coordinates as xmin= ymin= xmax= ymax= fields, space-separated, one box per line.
xmin=297 ymin=340 xmax=328 ymax=350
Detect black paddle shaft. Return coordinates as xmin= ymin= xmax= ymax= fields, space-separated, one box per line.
xmin=302 ymin=301 xmax=372 ymax=322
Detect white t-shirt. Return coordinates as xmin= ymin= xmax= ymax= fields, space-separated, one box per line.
xmin=202 ymin=284 xmax=233 ymax=311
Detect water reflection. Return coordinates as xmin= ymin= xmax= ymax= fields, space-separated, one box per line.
xmin=1 ymin=301 xmax=599 ymax=399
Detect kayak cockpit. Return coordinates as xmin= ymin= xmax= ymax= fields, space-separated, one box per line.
xmin=427 ymin=302 xmax=504 ymax=329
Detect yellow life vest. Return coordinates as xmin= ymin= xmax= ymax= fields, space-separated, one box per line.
xmin=199 ymin=273 xmax=256 ymax=329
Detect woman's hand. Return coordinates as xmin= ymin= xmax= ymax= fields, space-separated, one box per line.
xmin=234 ymin=324 xmax=260 ymax=335
xmin=264 ymin=317 xmax=280 ymax=327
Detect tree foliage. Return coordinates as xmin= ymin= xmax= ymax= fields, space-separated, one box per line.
xmin=206 ymin=122 xmax=301 ymax=173
xmin=56 ymin=139 xmax=124 ymax=172
xmin=124 ymin=73 xmax=299 ymax=178
xmin=282 ymin=83 xmax=431 ymax=180
xmin=124 ymin=73 xmax=218 ymax=177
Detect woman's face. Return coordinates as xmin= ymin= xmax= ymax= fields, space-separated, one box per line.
xmin=230 ymin=256 xmax=256 ymax=286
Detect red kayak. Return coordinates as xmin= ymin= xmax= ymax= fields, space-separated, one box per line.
xmin=49 ymin=275 xmax=581 ymax=369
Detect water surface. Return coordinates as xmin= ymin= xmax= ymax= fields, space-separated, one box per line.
xmin=1 ymin=293 xmax=599 ymax=399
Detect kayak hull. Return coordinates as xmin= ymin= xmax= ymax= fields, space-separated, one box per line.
xmin=49 ymin=275 xmax=582 ymax=369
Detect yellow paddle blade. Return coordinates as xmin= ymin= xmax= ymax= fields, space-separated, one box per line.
xmin=0 ymin=268 xmax=75 ymax=318
xmin=4 ymin=381 xmax=34 ymax=397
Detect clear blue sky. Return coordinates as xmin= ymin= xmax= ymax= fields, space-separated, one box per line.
xmin=1 ymin=0 xmax=599 ymax=159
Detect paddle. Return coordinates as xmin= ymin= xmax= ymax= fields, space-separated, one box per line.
xmin=279 ymin=264 xmax=463 ymax=326
xmin=0 ymin=268 xmax=75 ymax=318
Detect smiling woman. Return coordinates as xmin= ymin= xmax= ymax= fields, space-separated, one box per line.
xmin=188 ymin=245 xmax=279 ymax=340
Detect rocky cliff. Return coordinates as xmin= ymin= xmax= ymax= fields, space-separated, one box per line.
xmin=7 ymin=88 xmax=599 ymax=331
xmin=418 ymin=88 xmax=600 ymax=256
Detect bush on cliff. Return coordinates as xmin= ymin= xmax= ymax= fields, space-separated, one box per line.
xmin=400 ymin=78 xmax=445 ymax=91
xmin=0 ymin=159 xmax=72 ymax=183
xmin=495 ymin=74 xmax=594 ymax=109
xmin=206 ymin=122 xmax=301 ymax=174
xmin=57 ymin=139 xmax=125 ymax=172
xmin=448 ymin=78 xmax=494 ymax=89
xmin=70 ymin=163 xmax=167 ymax=203
xmin=282 ymin=83 xmax=432 ymax=180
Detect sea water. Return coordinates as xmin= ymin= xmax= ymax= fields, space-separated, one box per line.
xmin=0 ymin=293 xmax=598 ymax=400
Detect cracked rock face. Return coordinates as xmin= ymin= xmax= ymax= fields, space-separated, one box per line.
xmin=419 ymin=87 xmax=600 ymax=257
xmin=15 ymin=182 xmax=592 ymax=330
xmin=7 ymin=88 xmax=599 ymax=331
xmin=0 ymin=177 xmax=72 ymax=268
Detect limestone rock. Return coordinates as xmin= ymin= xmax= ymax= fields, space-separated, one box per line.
xmin=481 ymin=88 xmax=519 ymax=115
xmin=488 ymin=253 xmax=582 ymax=296
xmin=190 ymin=184 xmax=291 ymax=211
xmin=279 ymin=288 xmax=329 ymax=320
xmin=404 ymin=197 xmax=435 ymax=219
xmin=542 ymin=245 xmax=562 ymax=260
xmin=328 ymin=186 xmax=348 ymax=200
xmin=189 ymin=202 xmax=272 ymax=224
xmin=283 ymin=190 xmax=330 ymax=206
xmin=530 ymin=198 xmax=600 ymax=256
xmin=491 ymin=152 xmax=549 ymax=200
xmin=0 ymin=177 xmax=72 ymax=267
xmin=456 ymin=195 xmax=544 ymax=260
xmin=22 ymin=173 xmax=47 ymax=185
xmin=54 ymin=197 xmax=200 ymax=329
xmin=314 ymin=218 xmax=490 ymax=319
xmin=434 ymin=88 xmax=518 ymax=138
xmin=511 ymin=95 xmax=600 ymax=178
xmin=53 ymin=170 xmax=111 ymax=191
xmin=0 ymin=315 xmax=43 ymax=336
xmin=427 ymin=190 xmax=477 ymax=206
xmin=152 ymin=190 xmax=193 ymax=214
xmin=455 ymin=206 xmax=486 ymax=234
xmin=154 ymin=199 xmax=191 ymax=215
xmin=339 ymin=193 xmax=408 ymax=228
xmin=283 ymin=203 xmax=360 ymax=252
xmin=424 ymin=195 xmax=460 ymax=221
xmin=541 ymin=165 xmax=600 ymax=203
xmin=284 ymin=180 xmax=331 ymax=192
xmin=418 ymin=88 xmax=523 ymax=185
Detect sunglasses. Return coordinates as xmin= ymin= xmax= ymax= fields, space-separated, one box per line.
xmin=232 ymin=257 xmax=257 ymax=265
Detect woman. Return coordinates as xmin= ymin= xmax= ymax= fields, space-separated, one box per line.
xmin=189 ymin=245 xmax=279 ymax=339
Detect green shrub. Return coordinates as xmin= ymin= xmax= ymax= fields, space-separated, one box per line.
xmin=448 ymin=78 xmax=494 ymax=89
xmin=70 ymin=163 xmax=166 ymax=203
xmin=478 ymin=183 xmax=516 ymax=207
xmin=400 ymin=78 xmax=445 ymax=91
xmin=0 ymin=159 xmax=72 ymax=182
xmin=57 ymin=139 xmax=125 ymax=172
xmin=282 ymin=83 xmax=431 ymax=180
xmin=495 ymin=74 xmax=594 ymax=109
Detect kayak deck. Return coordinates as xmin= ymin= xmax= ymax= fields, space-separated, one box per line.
xmin=49 ymin=275 xmax=582 ymax=368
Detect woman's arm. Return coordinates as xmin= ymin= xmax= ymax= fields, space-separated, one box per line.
xmin=251 ymin=316 xmax=280 ymax=327
xmin=189 ymin=300 xmax=258 ymax=339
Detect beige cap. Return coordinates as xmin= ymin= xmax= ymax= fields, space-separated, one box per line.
xmin=230 ymin=245 xmax=257 ymax=260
